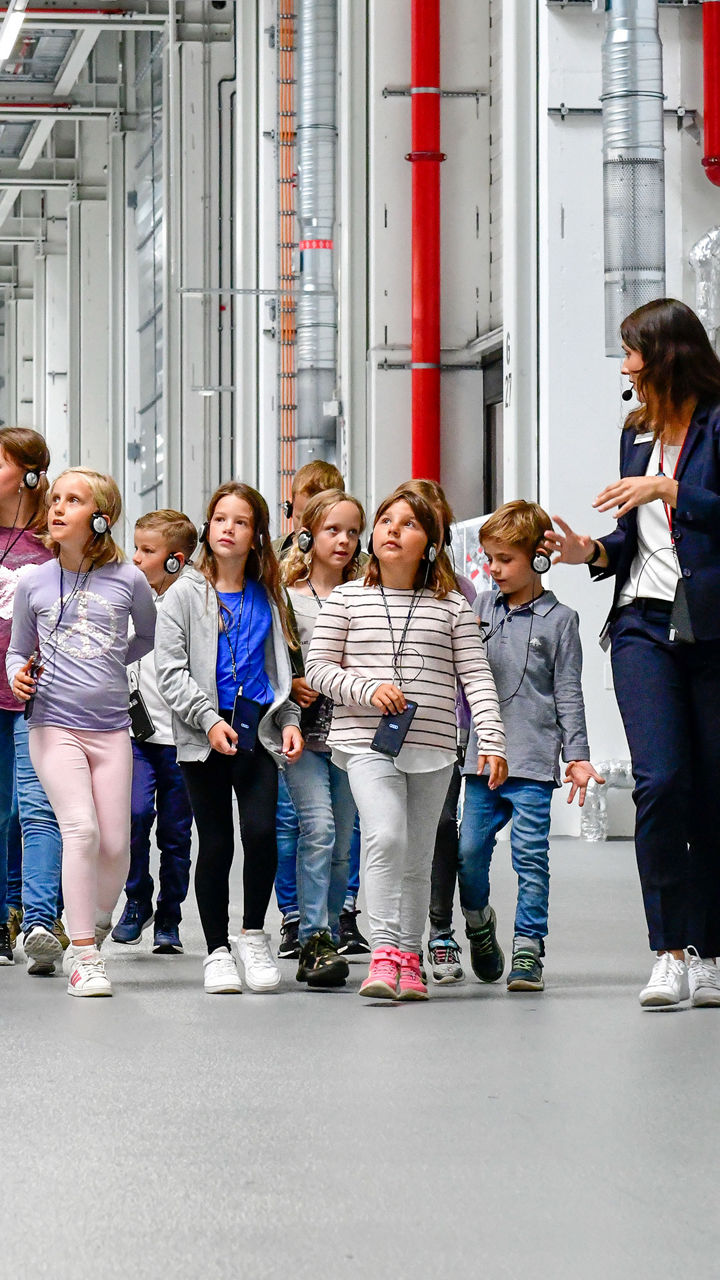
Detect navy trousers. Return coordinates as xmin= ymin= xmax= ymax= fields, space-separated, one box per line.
xmin=128 ymin=741 xmax=193 ymax=925
xmin=610 ymin=603 xmax=720 ymax=955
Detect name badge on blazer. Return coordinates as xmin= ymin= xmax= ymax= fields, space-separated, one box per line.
xmin=633 ymin=432 xmax=653 ymax=444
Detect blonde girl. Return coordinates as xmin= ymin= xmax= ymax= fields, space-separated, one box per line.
xmin=7 ymin=468 xmax=156 ymax=997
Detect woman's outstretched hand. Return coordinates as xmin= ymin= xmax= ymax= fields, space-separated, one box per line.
xmin=543 ymin=517 xmax=596 ymax=566
xmin=593 ymin=474 xmax=677 ymax=518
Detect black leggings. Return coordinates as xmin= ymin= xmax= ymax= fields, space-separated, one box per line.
xmin=181 ymin=743 xmax=279 ymax=953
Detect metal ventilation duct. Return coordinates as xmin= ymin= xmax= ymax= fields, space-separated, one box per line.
xmin=294 ymin=0 xmax=338 ymax=467
xmin=601 ymin=0 xmax=666 ymax=355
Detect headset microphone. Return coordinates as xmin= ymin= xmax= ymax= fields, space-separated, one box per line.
xmin=621 ymin=388 xmax=633 ymax=402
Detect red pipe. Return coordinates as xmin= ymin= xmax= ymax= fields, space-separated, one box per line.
xmin=407 ymin=0 xmax=444 ymax=480
xmin=703 ymin=0 xmax=720 ymax=186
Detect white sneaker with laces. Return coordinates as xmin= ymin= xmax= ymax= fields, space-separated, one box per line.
xmin=23 ymin=924 xmax=62 ymax=975
xmin=67 ymin=949 xmax=112 ymax=998
xmin=203 ymin=947 xmax=242 ymax=995
xmin=638 ymin=953 xmax=689 ymax=1008
xmin=687 ymin=947 xmax=720 ymax=1008
xmin=428 ymin=936 xmax=465 ymax=985
xmin=235 ymin=930 xmax=281 ymax=992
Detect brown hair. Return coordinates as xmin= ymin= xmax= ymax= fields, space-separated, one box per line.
xmin=621 ymin=298 xmax=720 ymax=437
xmin=0 ymin=427 xmax=51 ymax=531
xmin=135 ymin=509 xmax=198 ymax=562
xmin=282 ymin=489 xmax=366 ymax=588
xmin=46 ymin=468 xmax=124 ymax=567
xmin=364 ymin=485 xmax=456 ymax=599
xmin=480 ymin=499 xmax=552 ymax=558
xmin=196 ymin=481 xmax=290 ymax=638
xmin=291 ymin=460 xmax=344 ymax=499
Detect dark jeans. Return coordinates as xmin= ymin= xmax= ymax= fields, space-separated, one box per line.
xmin=610 ymin=603 xmax=720 ymax=955
xmin=428 ymin=763 xmax=462 ymax=937
xmin=181 ymin=741 xmax=278 ymax=954
xmin=128 ymin=741 xmax=193 ymax=925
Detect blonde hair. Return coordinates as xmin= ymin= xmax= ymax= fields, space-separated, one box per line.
xmin=45 ymin=468 xmax=124 ymax=567
xmin=282 ymin=489 xmax=366 ymax=588
xmin=135 ymin=509 xmax=198 ymax=561
xmin=480 ymin=499 xmax=552 ymax=558
xmin=0 ymin=427 xmax=51 ymax=531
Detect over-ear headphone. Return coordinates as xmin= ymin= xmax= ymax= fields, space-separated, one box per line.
xmin=297 ymin=528 xmax=313 ymax=554
xmin=426 ymin=544 xmax=437 ymax=563
xmin=282 ymin=499 xmax=293 ymax=519
xmin=90 ymin=511 xmax=109 ymax=537
xmin=164 ymin=553 xmax=181 ymax=575
xmin=22 ymin=468 xmax=44 ymax=490
xmin=531 ymin=543 xmax=551 ymax=574
xmin=198 ymin=520 xmax=208 ymax=543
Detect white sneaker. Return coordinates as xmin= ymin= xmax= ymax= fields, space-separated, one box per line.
xmin=687 ymin=947 xmax=720 ymax=1008
xmin=67 ymin=949 xmax=113 ymax=998
xmin=203 ymin=947 xmax=242 ymax=995
xmin=235 ymin=930 xmax=281 ymax=992
xmin=638 ymin=953 xmax=689 ymax=1008
xmin=23 ymin=925 xmax=63 ymax=976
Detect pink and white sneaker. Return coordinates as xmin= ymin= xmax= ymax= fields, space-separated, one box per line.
xmin=66 ymin=948 xmax=113 ymax=998
xmin=398 ymin=951 xmax=429 ymax=1001
xmin=360 ymin=946 xmax=401 ymax=1000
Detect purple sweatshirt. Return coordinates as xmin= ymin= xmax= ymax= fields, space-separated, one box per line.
xmin=6 ymin=559 xmax=156 ymax=731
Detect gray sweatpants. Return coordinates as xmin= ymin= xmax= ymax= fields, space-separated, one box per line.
xmin=345 ymin=753 xmax=454 ymax=953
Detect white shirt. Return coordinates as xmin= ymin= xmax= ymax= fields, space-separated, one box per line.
xmin=617 ymin=439 xmax=681 ymax=606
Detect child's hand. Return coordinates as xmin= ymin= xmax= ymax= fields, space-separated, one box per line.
xmin=208 ymin=720 xmax=238 ymax=754
xmin=478 ymin=754 xmax=508 ymax=789
xmin=282 ymin=725 xmax=304 ymax=763
xmin=12 ymin=657 xmax=41 ymax=703
xmin=564 ymin=760 xmax=606 ymax=806
xmin=291 ymin=676 xmax=319 ymax=708
xmin=371 ymin=683 xmax=406 ymax=714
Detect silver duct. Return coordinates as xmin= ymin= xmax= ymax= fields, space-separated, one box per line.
xmin=689 ymin=227 xmax=720 ymax=355
xmin=295 ymin=0 xmax=338 ymax=467
xmin=601 ymin=0 xmax=665 ymax=356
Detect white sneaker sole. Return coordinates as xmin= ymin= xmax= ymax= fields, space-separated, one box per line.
xmin=638 ymin=989 xmax=687 ymax=1008
xmin=67 ymin=980 xmax=113 ymax=997
xmin=204 ymin=981 xmax=242 ymax=995
xmin=0 ymin=954 xmax=15 ymax=966
xmin=431 ymin=971 xmax=465 ymax=985
xmin=690 ymin=990 xmax=720 ymax=1008
xmin=24 ymin=930 xmax=63 ymax=965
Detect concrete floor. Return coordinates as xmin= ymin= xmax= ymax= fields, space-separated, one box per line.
xmin=2 ymin=837 xmax=718 ymax=1280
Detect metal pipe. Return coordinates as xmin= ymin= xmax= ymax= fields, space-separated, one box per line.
xmin=702 ymin=1 xmax=720 ymax=186
xmin=295 ymin=0 xmax=338 ymax=467
xmin=408 ymin=0 xmax=443 ymax=479
xmin=601 ymin=0 xmax=666 ymax=356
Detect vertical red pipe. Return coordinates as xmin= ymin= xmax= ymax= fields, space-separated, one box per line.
xmin=408 ymin=0 xmax=444 ymax=479
xmin=703 ymin=1 xmax=720 ymax=186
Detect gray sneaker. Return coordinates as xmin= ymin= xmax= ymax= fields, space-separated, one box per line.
xmin=428 ymin=935 xmax=465 ymax=985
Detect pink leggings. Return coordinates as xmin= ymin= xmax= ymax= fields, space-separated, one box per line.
xmin=29 ymin=726 xmax=132 ymax=942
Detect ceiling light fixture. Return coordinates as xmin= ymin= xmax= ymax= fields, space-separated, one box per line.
xmin=0 ymin=0 xmax=29 ymax=66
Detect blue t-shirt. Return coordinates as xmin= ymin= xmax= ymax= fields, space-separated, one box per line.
xmin=215 ymin=579 xmax=273 ymax=708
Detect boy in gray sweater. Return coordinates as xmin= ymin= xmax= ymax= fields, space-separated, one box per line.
xmin=458 ymin=500 xmax=604 ymax=992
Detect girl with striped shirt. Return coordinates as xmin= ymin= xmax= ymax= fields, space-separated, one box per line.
xmin=305 ymin=485 xmax=507 ymax=1001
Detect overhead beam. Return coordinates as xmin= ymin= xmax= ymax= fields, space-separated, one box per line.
xmin=17 ymin=116 xmax=53 ymax=170
xmin=54 ymin=27 xmax=100 ymax=97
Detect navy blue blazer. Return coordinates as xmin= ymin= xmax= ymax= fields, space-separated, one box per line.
xmin=591 ymin=399 xmax=720 ymax=641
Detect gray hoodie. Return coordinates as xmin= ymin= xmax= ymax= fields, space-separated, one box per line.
xmin=154 ymin=565 xmax=300 ymax=764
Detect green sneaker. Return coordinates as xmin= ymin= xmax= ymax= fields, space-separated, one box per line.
xmin=8 ymin=905 xmax=23 ymax=951
xmin=466 ymin=908 xmax=504 ymax=983
xmin=296 ymin=931 xmax=349 ymax=988
xmin=507 ymin=948 xmax=544 ymax=992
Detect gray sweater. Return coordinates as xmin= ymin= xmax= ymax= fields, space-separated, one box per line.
xmin=463 ymin=588 xmax=590 ymax=785
xmin=154 ymin=566 xmax=300 ymax=764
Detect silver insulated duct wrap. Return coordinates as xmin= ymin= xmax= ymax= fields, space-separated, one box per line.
xmin=295 ymin=0 xmax=338 ymax=466
xmin=601 ymin=0 xmax=665 ymax=356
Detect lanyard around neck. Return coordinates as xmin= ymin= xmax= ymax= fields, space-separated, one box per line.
xmin=307 ymin=579 xmax=324 ymax=608
xmin=658 ymin=435 xmax=686 ymax=539
xmin=378 ymin=583 xmax=422 ymax=688
xmin=218 ymin=585 xmax=246 ymax=689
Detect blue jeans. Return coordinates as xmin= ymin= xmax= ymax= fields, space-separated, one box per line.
xmin=7 ymin=775 xmax=22 ymax=910
xmin=344 ymin=815 xmax=361 ymax=908
xmin=0 ymin=710 xmax=62 ymax=930
xmin=274 ymin=771 xmax=299 ymax=917
xmin=458 ymin=775 xmax=554 ymax=943
xmin=127 ymin=741 xmax=193 ymax=925
xmin=283 ymin=749 xmax=356 ymax=943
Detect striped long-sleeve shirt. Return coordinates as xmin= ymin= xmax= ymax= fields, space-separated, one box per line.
xmin=305 ymin=581 xmax=506 ymax=758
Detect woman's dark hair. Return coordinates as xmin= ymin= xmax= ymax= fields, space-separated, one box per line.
xmin=364 ymin=486 xmax=456 ymax=599
xmin=196 ymin=481 xmax=291 ymax=639
xmin=621 ymin=298 xmax=720 ymax=436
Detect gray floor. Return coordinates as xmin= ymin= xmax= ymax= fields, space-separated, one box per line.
xmin=2 ymin=837 xmax=718 ymax=1279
